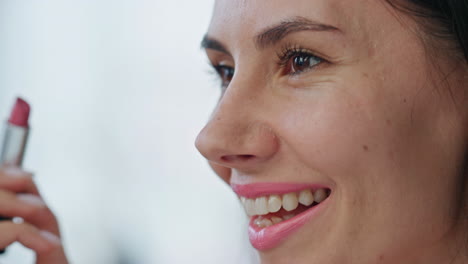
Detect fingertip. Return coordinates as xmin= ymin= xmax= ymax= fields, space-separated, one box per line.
xmin=17 ymin=194 xmax=46 ymax=207
xmin=38 ymin=230 xmax=62 ymax=253
xmin=0 ymin=169 xmax=39 ymax=195
xmin=39 ymin=231 xmax=61 ymax=245
xmin=1 ymin=166 xmax=33 ymax=178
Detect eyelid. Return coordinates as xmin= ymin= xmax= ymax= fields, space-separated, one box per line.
xmin=205 ymin=48 xmax=234 ymax=65
xmin=277 ymin=44 xmax=325 ymax=64
xmin=208 ymin=57 xmax=234 ymax=74
xmin=207 ymin=60 xmax=235 ymax=90
xmin=210 ymin=62 xmax=234 ymax=73
xmin=276 ymin=44 xmax=326 ymax=76
xmin=204 ymin=48 xmax=235 ymax=91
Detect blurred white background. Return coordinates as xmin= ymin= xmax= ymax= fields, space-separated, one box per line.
xmin=0 ymin=0 xmax=258 ymax=263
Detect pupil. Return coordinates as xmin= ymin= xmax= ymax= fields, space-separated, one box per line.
xmin=219 ymin=67 xmax=234 ymax=87
xmin=224 ymin=68 xmax=233 ymax=80
xmin=294 ymin=55 xmax=309 ymax=67
xmin=222 ymin=68 xmax=231 ymax=79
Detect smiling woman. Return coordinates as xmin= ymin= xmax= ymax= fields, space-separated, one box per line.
xmin=196 ymin=0 xmax=468 ymax=263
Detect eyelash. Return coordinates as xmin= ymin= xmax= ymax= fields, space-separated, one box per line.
xmin=212 ymin=64 xmax=234 ymax=89
xmin=209 ymin=45 xmax=325 ymax=89
xmin=276 ymin=45 xmax=324 ymax=75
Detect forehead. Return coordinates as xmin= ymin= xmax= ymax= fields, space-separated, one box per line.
xmin=207 ymin=0 xmax=395 ymax=46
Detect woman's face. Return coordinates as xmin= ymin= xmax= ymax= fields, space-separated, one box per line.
xmin=196 ymin=0 xmax=468 ymax=263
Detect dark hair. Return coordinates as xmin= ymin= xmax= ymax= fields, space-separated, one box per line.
xmin=388 ymin=0 xmax=468 ymax=63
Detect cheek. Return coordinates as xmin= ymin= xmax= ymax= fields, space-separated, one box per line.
xmin=273 ymin=79 xmax=434 ymax=212
xmin=276 ymin=91 xmax=397 ymax=180
xmin=273 ymin=69 xmax=455 ymax=232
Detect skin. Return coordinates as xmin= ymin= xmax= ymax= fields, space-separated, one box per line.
xmin=0 ymin=166 xmax=68 ymax=264
xmin=195 ymin=0 xmax=468 ymax=263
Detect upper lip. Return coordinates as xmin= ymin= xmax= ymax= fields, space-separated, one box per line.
xmin=231 ymin=182 xmax=331 ymax=198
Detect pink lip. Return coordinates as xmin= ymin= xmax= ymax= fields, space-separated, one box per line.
xmin=231 ymin=182 xmax=331 ymax=250
xmin=231 ymin=182 xmax=329 ymax=198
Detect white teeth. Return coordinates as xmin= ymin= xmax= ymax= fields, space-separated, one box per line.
xmin=271 ymin=216 xmax=282 ymax=224
xmin=253 ymin=214 xmax=299 ymax=228
xmin=282 ymin=193 xmax=299 ymax=211
xmin=245 ymin=199 xmax=256 ymax=216
xmin=260 ymin=218 xmax=273 ymax=227
xmin=283 ymin=214 xmax=294 ymax=220
xmin=240 ymin=188 xmax=330 ymax=220
xmin=254 ymin=217 xmax=263 ymax=226
xmin=254 ymin=217 xmax=274 ymax=228
xmin=255 ymin=196 xmax=269 ymax=215
xmin=298 ymin=189 xmax=314 ymax=206
xmin=267 ymin=195 xmax=282 ymax=213
xmin=314 ymin=189 xmax=327 ymax=203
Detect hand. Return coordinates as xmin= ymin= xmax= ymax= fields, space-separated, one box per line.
xmin=0 ymin=166 xmax=69 ymax=264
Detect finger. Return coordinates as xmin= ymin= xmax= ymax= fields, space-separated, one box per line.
xmin=0 ymin=166 xmax=39 ymax=195
xmin=0 ymin=221 xmax=62 ymax=254
xmin=36 ymin=245 xmax=69 ymax=264
xmin=0 ymin=191 xmax=60 ymax=234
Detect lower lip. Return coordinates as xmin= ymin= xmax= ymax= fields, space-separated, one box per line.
xmin=248 ymin=196 xmax=330 ymax=251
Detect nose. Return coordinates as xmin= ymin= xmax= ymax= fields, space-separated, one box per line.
xmin=195 ymin=89 xmax=279 ymax=172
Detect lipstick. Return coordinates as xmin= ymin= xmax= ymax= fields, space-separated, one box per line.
xmin=0 ymin=97 xmax=30 ymax=166
xmin=0 ymin=97 xmax=31 ymax=254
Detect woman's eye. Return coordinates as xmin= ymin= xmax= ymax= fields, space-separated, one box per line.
xmin=278 ymin=47 xmax=324 ymax=76
xmin=287 ymin=53 xmax=322 ymax=74
xmin=214 ymin=65 xmax=234 ymax=87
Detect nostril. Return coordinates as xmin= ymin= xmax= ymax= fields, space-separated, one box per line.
xmin=221 ymin=154 xmax=256 ymax=163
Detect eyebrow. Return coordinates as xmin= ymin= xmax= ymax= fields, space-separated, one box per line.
xmin=255 ymin=16 xmax=340 ymax=49
xmin=200 ymin=36 xmax=229 ymax=54
xmin=200 ymin=16 xmax=340 ymax=54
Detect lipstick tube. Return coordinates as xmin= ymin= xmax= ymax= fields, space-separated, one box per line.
xmin=0 ymin=124 xmax=29 ymax=166
xmin=0 ymin=97 xmax=30 ymax=254
xmin=0 ymin=98 xmax=30 ymax=166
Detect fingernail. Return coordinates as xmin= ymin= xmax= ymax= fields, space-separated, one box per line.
xmin=2 ymin=166 xmax=32 ymax=177
xmin=17 ymin=194 xmax=46 ymax=207
xmin=39 ymin=230 xmax=61 ymax=245
xmin=12 ymin=216 xmax=24 ymax=224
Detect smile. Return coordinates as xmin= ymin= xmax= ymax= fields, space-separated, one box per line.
xmin=232 ymin=183 xmax=331 ymax=250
